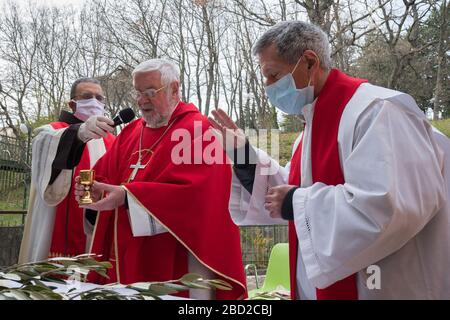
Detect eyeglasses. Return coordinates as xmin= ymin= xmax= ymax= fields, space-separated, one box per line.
xmin=130 ymin=85 xmax=166 ymax=100
xmin=74 ymin=92 xmax=106 ymax=103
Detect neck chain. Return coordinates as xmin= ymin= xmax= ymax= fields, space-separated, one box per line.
xmin=127 ymin=116 xmax=180 ymax=182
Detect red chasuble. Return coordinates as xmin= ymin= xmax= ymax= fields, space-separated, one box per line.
xmin=88 ymin=102 xmax=247 ymax=300
xmin=288 ymin=69 xmax=367 ymax=300
xmin=48 ymin=122 xmax=115 ymax=257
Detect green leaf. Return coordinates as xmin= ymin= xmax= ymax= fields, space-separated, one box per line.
xmin=46 ymin=263 xmax=65 ymax=268
xmin=4 ymin=290 xmax=31 ymax=300
xmin=0 ymin=279 xmax=21 ymax=288
xmin=48 ymin=257 xmax=78 ymax=262
xmin=34 ymin=266 xmax=58 ymax=273
xmin=93 ymin=270 xmax=110 ymax=279
xmin=180 ymin=273 xmax=203 ymax=283
xmin=77 ymin=259 xmax=103 ymax=267
xmin=21 ymin=285 xmax=52 ymax=292
xmin=56 ymin=261 xmax=83 ymax=268
xmin=181 ymin=282 xmax=211 ymax=290
xmin=74 ymin=253 xmax=97 ymax=259
xmin=137 ymin=292 xmax=161 ymax=300
xmin=206 ymin=279 xmax=233 ymax=290
xmin=41 ymin=291 xmax=65 ymax=300
xmin=249 ymin=291 xmax=290 ymax=300
xmin=41 ymin=276 xmax=66 ymax=284
xmin=15 ymin=269 xmax=39 ymax=277
xmin=98 ymin=261 xmax=113 ymax=269
xmin=128 ymin=282 xmax=150 ymax=291
xmin=147 ymin=284 xmax=179 ymax=296
xmin=31 ymin=279 xmax=52 ymax=289
xmin=161 ymin=283 xmax=188 ymax=291
xmin=104 ymin=283 xmax=126 ymax=289
xmin=29 ymin=291 xmax=50 ymax=300
xmin=10 ymin=271 xmax=34 ymax=281
xmin=0 ymin=293 xmax=14 ymax=300
xmin=3 ymin=273 xmax=21 ymax=281
xmin=67 ymin=267 xmax=90 ymax=276
xmin=178 ymin=273 xmax=212 ymax=289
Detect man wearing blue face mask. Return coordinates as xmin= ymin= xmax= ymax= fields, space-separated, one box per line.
xmin=19 ymin=78 xmax=116 ymax=263
xmin=210 ymin=20 xmax=450 ymax=299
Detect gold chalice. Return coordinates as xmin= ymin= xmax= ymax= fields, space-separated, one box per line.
xmin=79 ymin=170 xmax=95 ymax=204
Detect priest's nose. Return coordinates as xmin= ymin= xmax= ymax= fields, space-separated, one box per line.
xmin=137 ymin=95 xmax=150 ymax=106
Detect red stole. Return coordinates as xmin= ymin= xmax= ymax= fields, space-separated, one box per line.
xmin=48 ymin=121 xmax=115 ymax=257
xmin=89 ymin=102 xmax=247 ymax=300
xmin=288 ymin=69 xmax=367 ymax=300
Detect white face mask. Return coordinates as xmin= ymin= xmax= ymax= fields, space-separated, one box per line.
xmin=73 ymin=98 xmax=105 ymax=122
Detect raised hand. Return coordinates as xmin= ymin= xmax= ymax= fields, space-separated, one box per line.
xmin=208 ymin=108 xmax=247 ymax=152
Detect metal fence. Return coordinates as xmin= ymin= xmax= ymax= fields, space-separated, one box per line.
xmin=0 ymin=133 xmax=31 ymax=226
xmin=0 ymin=132 xmax=29 ymax=265
xmin=240 ymin=225 xmax=288 ymax=271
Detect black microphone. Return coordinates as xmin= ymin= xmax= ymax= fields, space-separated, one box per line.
xmin=113 ymin=108 xmax=135 ymax=127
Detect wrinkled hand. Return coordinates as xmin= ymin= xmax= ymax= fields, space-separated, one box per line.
xmin=208 ymin=108 xmax=247 ymax=152
xmin=74 ymin=176 xmax=125 ymax=211
xmin=78 ymin=115 xmax=114 ymax=142
xmin=264 ymin=185 xmax=297 ymax=219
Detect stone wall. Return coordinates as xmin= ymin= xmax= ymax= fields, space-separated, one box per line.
xmin=0 ymin=226 xmax=23 ymax=267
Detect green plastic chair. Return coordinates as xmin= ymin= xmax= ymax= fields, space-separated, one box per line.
xmin=246 ymin=243 xmax=290 ymax=298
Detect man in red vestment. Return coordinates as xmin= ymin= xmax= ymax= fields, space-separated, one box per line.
xmin=210 ymin=21 xmax=450 ymax=299
xmin=19 ymin=78 xmax=115 ymax=263
xmin=74 ymin=59 xmax=247 ymax=300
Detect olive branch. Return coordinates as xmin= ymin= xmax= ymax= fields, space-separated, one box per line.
xmin=0 ymin=254 xmax=232 ymax=300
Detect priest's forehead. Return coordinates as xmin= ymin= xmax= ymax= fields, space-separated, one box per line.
xmin=75 ymin=82 xmax=103 ymax=96
xmin=133 ymin=70 xmax=163 ymax=91
xmin=258 ymin=43 xmax=294 ymax=81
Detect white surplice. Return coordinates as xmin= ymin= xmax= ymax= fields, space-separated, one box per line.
xmin=19 ymin=124 xmax=106 ymax=263
xmin=229 ymin=83 xmax=450 ymax=299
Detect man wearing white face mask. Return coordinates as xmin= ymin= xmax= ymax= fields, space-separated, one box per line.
xmin=19 ymin=78 xmax=116 ymax=263
xmin=210 ymin=21 xmax=450 ymax=299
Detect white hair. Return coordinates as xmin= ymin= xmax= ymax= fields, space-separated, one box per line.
xmin=132 ymin=58 xmax=180 ymax=85
xmin=252 ymin=21 xmax=332 ymax=70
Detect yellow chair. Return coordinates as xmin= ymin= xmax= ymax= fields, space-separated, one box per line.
xmin=246 ymin=243 xmax=290 ymax=298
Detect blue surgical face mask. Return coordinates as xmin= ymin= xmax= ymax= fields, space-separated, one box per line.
xmin=265 ymin=57 xmax=315 ymax=115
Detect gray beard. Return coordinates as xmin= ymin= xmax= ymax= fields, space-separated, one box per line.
xmin=144 ymin=113 xmax=169 ymax=128
xmin=143 ymin=99 xmax=179 ymax=128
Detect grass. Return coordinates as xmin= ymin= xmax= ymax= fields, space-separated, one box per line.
xmin=432 ymin=119 xmax=450 ymax=138
xmin=0 ymin=185 xmax=27 ymax=226
xmin=0 ymin=214 xmax=23 ymax=226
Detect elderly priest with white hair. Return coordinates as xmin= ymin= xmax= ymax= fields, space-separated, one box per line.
xmin=74 ymin=58 xmax=247 ymax=300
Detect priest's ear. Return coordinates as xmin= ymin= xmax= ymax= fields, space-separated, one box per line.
xmin=68 ymin=100 xmax=77 ymax=113
xmin=169 ymin=81 xmax=180 ymax=99
xmin=303 ymin=50 xmax=321 ymax=71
